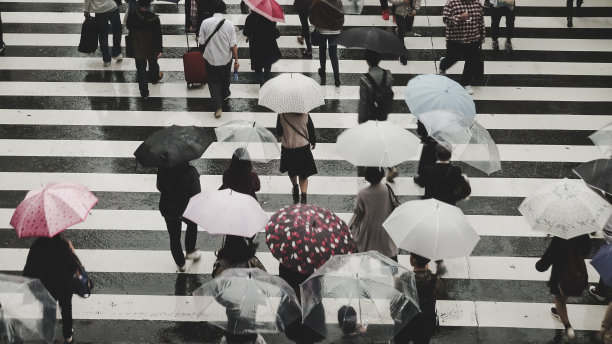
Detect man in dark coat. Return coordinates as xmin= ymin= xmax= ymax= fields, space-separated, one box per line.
xmin=156 ymin=163 xmax=202 ymax=272
xmin=420 ymin=142 xmax=464 ymax=206
xmin=414 ymin=121 xmax=438 ymax=187
xmin=243 ymin=11 xmax=282 ymax=86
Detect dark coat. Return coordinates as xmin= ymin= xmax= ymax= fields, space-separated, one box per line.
xmin=536 ymin=234 xmax=591 ymax=295
xmin=421 ymin=163 xmax=463 ymax=205
xmin=23 ymin=235 xmax=78 ymax=299
xmin=357 ymin=66 xmax=393 ymax=124
xmin=332 ymin=335 xmax=372 ymax=344
xmin=156 ymin=164 xmax=201 ymax=218
xmin=126 ymin=8 xmax=163 ymax=59
xmin=220 ymin=170 xmax=261 ymax=200
xmin=243 ymin=12 xmax=281 ymax=70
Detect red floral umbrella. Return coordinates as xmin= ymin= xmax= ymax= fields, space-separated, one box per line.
xmin=265 ymin=204 xmax=357 ymax=275
xmin=244 ymin=0 xmax=285 ymax=23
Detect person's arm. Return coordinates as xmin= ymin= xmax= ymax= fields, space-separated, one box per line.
xmin=190 ymin=0 xmax=198 ymax=32
xmin=276 ymin=115 xmax=283 ymax=138
xmin=536 ymin=239 xmax=556 ymax=272
xmin=413 ymin=0 xmax=421 ymax=12
xmin=434 ymin=275 xmax=448 ymax=300
xmin=478 ymin=3 xmax=485 ymax=41
xmin=229 ymin=23 xmax=239 ymax=70
xmin=84 ymin=0 xmax=92 ymax=14
xmin=357 ymin=75 xmax=370 ymax=124
xmin=154 ymin=17 xmax=163 ymax=56
xmin=189 ymin=166 xmax=202 ymax=196
xmin=442 ymin=1 xmax=468 ymax=26
xmin=231 ymin=44 xmax=239 ymax=70
xmin=198 ymin=21 xmax=206 ymax=45
xmin=348 ymin=193 xmax=365 ymax=230
xmin=307 ymin=114 xmax=316 ymax=148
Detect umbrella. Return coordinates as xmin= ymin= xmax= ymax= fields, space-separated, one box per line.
xmin=265 ymin=204 xmax=358 ymax=275
xmin=183 ymin=189 xmax=268 ymax=238
xmin=193 ymin=268 xmax=302 ymax=334
xmin=335 ymin=120 xmax=421 ymax=167
xmin=341 ymin=0 xmax=364 ymax=14
xmin=309 ymin=0 xmax=344 ymax=31
xmin=591 ymin=244 xmax=612 ymax=287
xmin=214 ymin=120 xmax=281 ymax=163
xmin=405 ymin=74 xmax=476 ymax=118
xmin=518 ymin=179 xmax=612 ymax=239
xmin=244 ymin=0 xmax=285 ymax=23
xmin=383 ymin=199 xmax=481 ymax=260
xmin=134 ymin=125 xmax=212 ymax=168
xmin=259 ymin=73 xmax=325 ymax=114
xmin=300 ymin=252 xmax=420 ymax=341
xmin=336 ymin=27 xmax=407 ymax=56
xmin=0 ymin=273 xmax=57 ymax=343
xmin=589 ymin=122 xmax=612 ymax=156
xmin=10 ymin=182 xmax=98 ymax=238
xmin=573 ymin=159 xmax=612 ymax=195
xmin=418 ymin=110 xmax=501 ymax=175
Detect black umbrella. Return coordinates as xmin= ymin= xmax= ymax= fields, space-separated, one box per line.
xmin=134 ymin=125 xmax=212 ymax=168
xmin=336 ymin=27 xmax=407 ymax=56
xmin=309 ymin=0 xmax=344 ymax=30
xmin=573 ymin=159 xmax=612 ymax=195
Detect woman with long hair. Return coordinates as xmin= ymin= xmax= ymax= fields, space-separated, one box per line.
xmin=220 ymin=148 xmax=260 ymax=200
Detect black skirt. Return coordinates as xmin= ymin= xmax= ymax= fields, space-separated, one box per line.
xmin=279 ymin=144 xmax=318 ymax=179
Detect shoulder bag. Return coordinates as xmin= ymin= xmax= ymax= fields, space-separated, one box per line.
xmin=72 ymin=255 xmax=94 ymax=298
xmin=386 ymin=184 xmax=401 ymax=209
xmin=199 ymin=18 xmax=226 ymax=53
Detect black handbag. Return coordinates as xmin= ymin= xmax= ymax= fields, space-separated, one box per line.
xmin=78 ymin=15 xmax=98 ymax=54
xmin=310 ymin=30 xmax=322 ymax=46
xmin=72 ymin=255 xmax=94 ymax=298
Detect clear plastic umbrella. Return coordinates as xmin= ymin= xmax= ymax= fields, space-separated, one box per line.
xmin=214 ymin=120 xmax=280 ymax=163
xmin=0 ymin=273 xmax=56 ymax=343
xmin=335 ymin=120 xmax=421 ymax=167
xmin=589 ymin=122 xmax=612 ymax=157
xmin=192 ymin=268 xmax=301 ymax=334
xmin=300 ymin=252 xmax=420 ymax=341
xmin=258 ymin=73 xmax=325 ymax=114
xmin=405 ymin=74 xmax=476 ymax=118
xmin=418 ymin=110 xmax=501 ymax=175
xmin=518 ymin=179 xmax=612 ymax=239
xmin=383 ymin=199 xmax=481 ymax=261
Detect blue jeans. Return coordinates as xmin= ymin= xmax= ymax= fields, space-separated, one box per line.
xmin=135 ymin=57 xmax=160 ymax=96
xmin=318 ymin=33 xmax=340 ymax=83
xmin=95 ymin=8 xmax=122 ymax=62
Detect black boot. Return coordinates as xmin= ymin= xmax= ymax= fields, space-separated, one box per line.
xmin=292 ymin=185 xmax=299 ymax=204
xmin=318 ymin=68 xmax=326 ymax=85
xmin=300 ymin=193 xmax=307 ymax=204
xmin=567 ymin=17 xmax=573 ymax=27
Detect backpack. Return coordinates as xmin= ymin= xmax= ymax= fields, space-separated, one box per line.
xmin=365 ymin=72 xmax=394 ymax=120
xmin=558 ymin=245 xmax=588 ymax=297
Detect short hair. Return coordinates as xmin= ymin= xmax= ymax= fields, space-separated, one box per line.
xmin=337 ymin=305 xmax=357 ymax=334
xmin=435 ymin=142 xmax=452 ymax=161
xmin=212 ymin=0 xmax=227 ymax=13
xmin=138 ymin=0 xmax=151 ymax=6
xmin=364 ymin=167 xmax=385 ymax=184
xmin=411 ymin=253 xmax=431 ymax=268
xmin=364 ymin=49 xmax=382 ymax=67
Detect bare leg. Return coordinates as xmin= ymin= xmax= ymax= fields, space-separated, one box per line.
xmin=299 ymin=177 xmax=308 ymax=194
xmin=554 ymin=293 xmax=571 ymax=326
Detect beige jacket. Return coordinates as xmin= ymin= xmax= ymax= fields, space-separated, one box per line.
xmin=276 ymin=113 xmax=316 ymax=149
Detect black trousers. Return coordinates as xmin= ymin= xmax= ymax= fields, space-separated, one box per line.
xmin=566 ymin=0 xmax=583 ymax=18
xmin=135 ymin=57 xmax=160 ymax=96
xmin=440 ymin=40 xmax=481 ymax=86
xmin=205 ymin=60 xmax=232 ymax=111
xmin=298 ymin=11 xmax=312 ymax=51
xmin=490 ymin=6 xmax=515 ymax=40
xmin=395 ymin=14 xmax=414 ymax=62
xmin=44 ymin=294 xmax=73 ymax=340
xmin=380 ymin=0 xmax=388 ymax=11
xmin=0 ymin=12 xmax=4 ymax=46
xmin=164 ymin=217 xmax=198 ymax=267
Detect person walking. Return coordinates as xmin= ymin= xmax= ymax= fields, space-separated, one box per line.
xmin=23 ymin=234 xmax=78 ymax=344
xmin=276 ymin=113 xmax=317 ymax=204
xmin=591 ymin=214 xmax=612 ymax=302
xmin=126 ymin=0 xmax=163 ymax=99
xmin=485 ymin=0 xmax=515 ymax=53
xmin=0 ymin=11 xmax=5 ymax=55
xmin=219 ymin=148 xmax=261 ymax=200
xmin=313 ymin=15 xmax=343 ymax=87
xmin=349 ymin=167 xmax=399 ymax=261
xmin=212 ymin=235 xmax=266 ymax=278
xmin=295 ymin=0 xmax=313 ymax=58
xmin=389 ymin=0 xmax=420 ymax=65
xmin=243 ymin=11 xmax=282 ymax=86
xmin=536 ymin=234 xmax=591 ymax=342
xmin=566 ymin=0 xmax=584 ymax=27
xmin=413 ymin=121 xmax=438 ymax=187
xmin=198 ymin=0 xmax=239 ymax=118
xmin=156 ymin=162 xmax=202 ymax=272
xmin=84 ymin=0 xmax=123 ymax=67
xmin=439 ymin=0 xmax=485 ymax=95
xmin=332 ymin=306 xmax=371 ymax=344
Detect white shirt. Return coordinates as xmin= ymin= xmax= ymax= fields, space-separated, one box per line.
xmin=84 ymin=0 xmax=117 ymax=14
xmin=198 ymin=13 xmax=237 ymax=66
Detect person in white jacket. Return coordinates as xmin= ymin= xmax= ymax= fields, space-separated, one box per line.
xmin=84 ymin=0 xmax=123 ymax=66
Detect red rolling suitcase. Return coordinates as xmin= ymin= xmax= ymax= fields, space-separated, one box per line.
xmin=183 ymin=34 xmax=207 ymax=87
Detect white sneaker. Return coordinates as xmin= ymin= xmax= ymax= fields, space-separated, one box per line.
xmin=103 ymin=61 xmax=111 ymax=67
xmin=185 ymin=250 xmax=201 ymax=261
xmin=177 ymin=265 xmax=186 ymax=273
xmin=565 ymin=327 xmax=575 ymax=342
xmin=464 ymin=85 xmax=474 ymax=95
xmin=112 ymin=53 xmax=124 ymax=61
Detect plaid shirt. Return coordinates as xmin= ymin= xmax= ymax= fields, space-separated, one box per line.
xmin=442 ymin=0 xmax=485 ymax=43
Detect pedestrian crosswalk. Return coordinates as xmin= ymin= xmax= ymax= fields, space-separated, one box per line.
xmin=1 ymin=0 xmax=612 ymax=342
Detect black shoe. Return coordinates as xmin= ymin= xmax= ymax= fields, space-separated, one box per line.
xmin=318 ymin=68 xmax=326 ymax=85
xmin=577 ymin=0 xmax=583 ymax=8
xmin=223 ymin=91 xmax=231 ymax=101
xmin=399 ymin=57 xmax=407 ymax=65
xmin=300 ymin=193 xmax=307 ymax=204
xmin=567 ymin=17 xmax=573 ymax=27
xmin=302 ymin=49 xmax=312 ymax=58
xmin=334 ymin=79 xmax=341 ymax=88
xmin=292 ymin=185 xmax=299 ymax=204
xmin=240 ymin=0 xmax=250 ymax=14
xmin=413 ymin=175 xmax=425 ymax=187
xmin=141 ymin=90 xmax=149 ymax=99
xmin=151 ymin=71 xmax=163 ymax=84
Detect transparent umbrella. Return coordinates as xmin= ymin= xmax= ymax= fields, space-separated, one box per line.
xmin=300 ymin=252 xmax=420 ymax=341
xmin=405 ymin=74 xmax=476 ymax=118
xmin=0 ymin=273 xmax=56 ymax=344
xmin=214 ymin=120 xmax=280 ymax=163
xmin=589 ymin=122 xmax=612 ymax=157
xmin=418 ymin=110 xmax=501 ymax=175
xmin=192 ymin=268 xmax=301 ymax=334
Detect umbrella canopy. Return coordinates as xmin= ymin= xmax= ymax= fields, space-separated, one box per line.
xmin=244 ymin=0 xmax=285 ymax=23
xmin=0 ymin=273 xmax=57 ymax=343
xmin=573 ymin=159 xmax=612 ymax=195
xmin=419 ymin=110 xmax=501 ymax=175
xmin=183 ymin=189 xmax=269 ymax=238
xmin=10 ymin=182 xmax=98 ymax=238
xmin=193 ymin=268 xmax=301 ymax=334
xmin=214 ymin=120 xmax=281 ymax=163
xmin=335 ymin=120 xmax=421 ymax=167
xmin=383 ymin=199 xmax=481 ymax=260
xmin=300 ymin=252 xmax=420 ymax=341
xmin=405 ymin=74 xmax=476 ymax=118
xmin=591 ymin=244 xmax=612 ymax=287
xmin=134 ymin=125 xmax=212 ymax=168
xmin=309 ymin=0 xmax=344 ymax=30
xmin=265 ymin=204 xmax=358 ymax=275
xmin=589 ymin=122 xmax=612 ymax=156
xmin=518 ymin=179 xmax=612 ymax=239
xmin=259 ymin=73 xmax=325 ymax=114
xmin=341 ymin=0 xmax=364 ymax=14
xmin=336 ymin=27 xmax=406 ymax=56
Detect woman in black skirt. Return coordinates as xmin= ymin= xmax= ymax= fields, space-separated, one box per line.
xmin=276 ymin=112 xmax=317 ymax=204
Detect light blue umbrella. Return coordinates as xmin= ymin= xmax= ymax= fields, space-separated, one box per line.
xmin=405 ymin=74 xmax=476 ymax=118
xmin=591 ymin=244 xmax=612 ymax=286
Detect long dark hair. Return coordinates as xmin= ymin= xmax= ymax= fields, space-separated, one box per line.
xmin=224 ymin=148 xmax=252 ymax=181
xmin=216 ymin=235 xmax=258 ymax=263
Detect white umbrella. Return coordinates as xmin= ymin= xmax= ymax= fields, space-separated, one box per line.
xmin=404 ymin=74 xmax=476 ymax=118
xmin=518 ymin=179 xmax=612 ymax=239
xmin=182 ymin=189 xmax=268 ymax=238
xmin=589 ymin=122 xmax=612 ymax=157
xmin=214 ymin=120 xmax=280 ymax=163
xmin=258 ymin=73 xmax=325 ymax=114
xmin=382 ymin=199 xmax=481 ymax=260
xmin=335 ymin=120 xmax=420 ymax=167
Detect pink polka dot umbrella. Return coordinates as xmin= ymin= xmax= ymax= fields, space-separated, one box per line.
xmin=265 ymin=203 xmax=357 ymax=275
xmin=10 ymin=182 xmax=98 ymax=238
